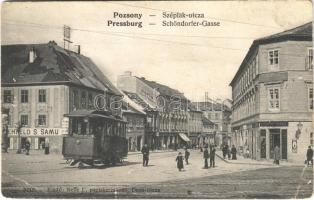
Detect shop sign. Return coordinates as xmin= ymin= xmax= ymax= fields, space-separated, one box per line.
xmin=292 ymin=139 xmax=297 ymax=153
xmin=259 ymin=121 xmax=289 ymax=127
xmin=8 ymin=128 xmax=66 ymax=136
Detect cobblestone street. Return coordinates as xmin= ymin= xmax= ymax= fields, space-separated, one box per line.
xmin=2 ymin=150 xmax=312 ymax=198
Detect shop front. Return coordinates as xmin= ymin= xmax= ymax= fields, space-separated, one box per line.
xmin=7 ymin=127 xmax=67 ymax=154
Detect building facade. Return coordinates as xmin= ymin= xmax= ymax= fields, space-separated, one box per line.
xmin=192 ymin=101 xmax=232 ymax=147
xmin=118 ymin=71 xmax=196 ymax=150
xmin=1 ymin=41 xmax=122 ymax=153
xmin=121 ymin=95 xmax=146 ymax=152
xmin=230 ymin=22 xmax=313 ymax=162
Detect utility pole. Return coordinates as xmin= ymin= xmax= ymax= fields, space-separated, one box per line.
xmin=16 ymin=122 xmax=23 ymax=154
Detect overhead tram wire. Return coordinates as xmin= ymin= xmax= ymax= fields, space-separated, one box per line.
xmin=3 ymin=21 xmax=249 ymax=51
xmin=4 ymin=20 xmax=311 ymax=57
xmin=3 ymin=19 xmax=259 ymax=40
xmin=105 ymin=2 xmax=282 ymax=30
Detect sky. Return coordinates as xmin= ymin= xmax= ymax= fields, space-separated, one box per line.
xmin=1 ymin=1 xmax=312 ymax=101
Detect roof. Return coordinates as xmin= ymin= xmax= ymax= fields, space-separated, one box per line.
xmin=202 ymin=116 xmax=215 ymax=125
xmin=64 ymin=110 xmax=125 ymax=122
xmin=1 ymin=41 xmax=122 ymax=95
xmin=230 ymin=22 xmax=312 ymax=86
xmin=123 ymin=90 xmax=155 ymax=111
xmin=121 ymin=90 xmax=146 ymax=115
xmin=137 ymin=77 xmax=187 ymax=100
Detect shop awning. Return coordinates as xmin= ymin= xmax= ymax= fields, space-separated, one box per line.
xmin=179 ymin=133 xmax=190 ymax=142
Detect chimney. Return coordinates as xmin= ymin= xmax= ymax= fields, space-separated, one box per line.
xmin=29 ymin=47 xmax=37 ymax=63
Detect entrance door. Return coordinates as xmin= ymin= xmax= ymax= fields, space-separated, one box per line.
xmin=281 ymin=129 xmax=287 ymax=159
xmin=269 ymin=129 xmax=280 ymax=159
xmin=137 ymin=136 xmax=142 ymax=151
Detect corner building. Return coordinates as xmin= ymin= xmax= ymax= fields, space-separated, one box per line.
xmin=230 ymin=22 xmax=313 ymax=163
xmin=1 ymin=41 xmax=122 ymax=153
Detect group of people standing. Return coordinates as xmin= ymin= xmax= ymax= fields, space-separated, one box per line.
xmin=222 ymin=144 xmax=237 ymax=160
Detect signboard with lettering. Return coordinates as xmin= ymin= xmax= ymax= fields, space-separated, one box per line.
xmin=8 ymin=128 xmax=67 ymax=136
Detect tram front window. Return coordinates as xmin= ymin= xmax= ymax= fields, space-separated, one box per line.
xmin=71 ymin=118 xmax=88 ymax=135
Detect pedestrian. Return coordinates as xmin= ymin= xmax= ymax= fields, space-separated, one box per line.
xmin=306 ymin=146 xmax=313 ymax=166
xmin=203 ymin=145 xmax=209 ymax=169
xmin=227 ymin=145 xmax=231 ymax=160
xmin=176 ymin=152 xmax=184 ymax=171
xmin=141 ymin=144 xmax=149 ymax=166
xmin=210 ymin=145 xmax=216 ymax=168
xmin=44 ymin=139 xmax=50 ymax=155
xmin=231 ymin=145 xmax=237 ymax=160
xmin=25 ymin=139 xmax=30 ymax=155
xmin=184 ymin=147 xmax=190 ymax=165
xmin=274 ymin=145 xmax=280 ymax=165
xmin=222 ymin=145 xmax=227 ymax=159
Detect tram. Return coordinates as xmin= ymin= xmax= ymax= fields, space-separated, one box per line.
xmin=62 ymin=110 xmax=128 ymax=168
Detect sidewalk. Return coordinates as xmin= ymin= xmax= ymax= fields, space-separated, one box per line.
xmin=215 ymin=150 xmax=304 ymax=167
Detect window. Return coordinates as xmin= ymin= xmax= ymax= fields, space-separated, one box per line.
xmin=20 ymin=115 xmax=28 ymax=126
xmin=4 ymin=90 xmax=13 ymax=103
xmin=21 ymin=90 xmax=28 ymax=103
xmin=81 ymin=91 xmax=87 ymax=109
xmin=38 ymin=115 xmax=47 ymax=126
xmin=309 ymin=88 xmax=313 ymax=110
xmin=268 ymin=50 xmax=279 ymax=70
xmin=38 ymin=89 xmax=46 ymax=103
xmin=268 ymin=88 xmax=280 ymax=110
xmin=88 ymin=93 xmax=93 ymax=109
xmin=308 ymin=48 xmax=313 ymax=70
xmin=73 ymin=90 xmax=79 ymax=110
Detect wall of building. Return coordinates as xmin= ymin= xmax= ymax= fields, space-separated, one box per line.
xmin=2 ymin=85 xmax=69 ymax=153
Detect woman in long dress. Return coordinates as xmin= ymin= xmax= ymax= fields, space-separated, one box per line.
xmin=176 ymin=152 xmax=184 ymax=171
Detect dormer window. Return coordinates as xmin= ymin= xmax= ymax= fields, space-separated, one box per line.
xmin=29 ymin=47 xmax=37 ymax=63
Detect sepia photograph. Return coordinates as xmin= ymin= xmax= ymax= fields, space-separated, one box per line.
xmin=1 ymin=1 xmax=313 ymax=199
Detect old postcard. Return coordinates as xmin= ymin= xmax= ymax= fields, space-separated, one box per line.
xmin=1 ymin=0 xmax=313 ymax=199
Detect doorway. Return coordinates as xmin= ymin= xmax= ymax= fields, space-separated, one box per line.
xmin=269 ymin=129 xmax=280 ymax=159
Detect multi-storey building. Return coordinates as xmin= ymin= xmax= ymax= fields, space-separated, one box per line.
xmin=1 ymin=41 xmax=123 ymax=153
xmin=192 ymin=101 xmax=232 ymax=147
xmin=187 ymin=109 xmax=203 ymax=147
xmin=118 ymin=71 xmax=197 ymax=150
xmin=121 ymin=94 xmax=146 ymax=151
xmin=230 ymin=22 xmax=313 ymax=162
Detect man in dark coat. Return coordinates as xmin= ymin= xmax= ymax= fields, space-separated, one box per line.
xmin=306 ymin=146 xmax=313 ymax=166
xmin=203 ymin=146 xmax=209 ymax=169
xmin=184 ymin=148 xmax=190 ymax=165
xmin=25 ymin=139 xmax=30 ymax=155
xmin=210 ymin=145 xmax=216 ymax=168
xmin=222 ymin=145 xmax=227 ymax=159
xmin=231 ymin=145 xmax=237 ymax=160
xmin=141 ymin=144 xmax=149 ymax=166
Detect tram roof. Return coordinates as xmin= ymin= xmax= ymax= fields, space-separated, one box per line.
xmin=65 ymin=110 xmax=126 ymax=122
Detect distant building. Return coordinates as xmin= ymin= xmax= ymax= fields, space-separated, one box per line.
xmin=187 ymin=109 xmax=203 ymax=147
xmin=229 ymin=22 xmax=313 ymax=162
xmin=192 ymin=101 xmax=232 ymax=147
xmin=121 ymin=93 xmax=146 ymax=151
xmin=1 ymin=41 xmax=122 ymax=153
xmin=118 ymin=71 xmax=200 ymax=150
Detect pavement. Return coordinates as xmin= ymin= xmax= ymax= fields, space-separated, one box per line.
xmin=1 ymin=149 xmax=313 ymax=198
